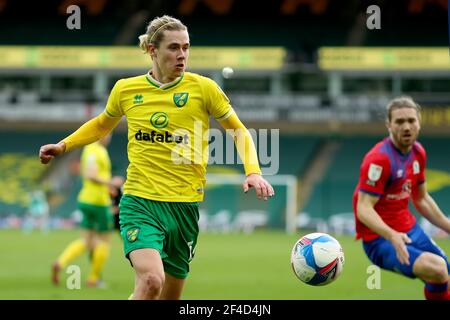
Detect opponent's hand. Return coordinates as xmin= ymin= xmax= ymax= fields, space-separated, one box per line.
xmin=389 ymin=232 xmax=412 ymax=265
xmin=243 ymin=173 xmax=275 ymax=201
xmin=39 ymin=142 xmax=66 ymax=164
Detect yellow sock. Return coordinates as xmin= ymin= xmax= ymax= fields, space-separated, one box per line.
xmin=87 ymin=242 xmax=110 ymax=283
xmin=57 ymin=238 xmax=87 ymax=268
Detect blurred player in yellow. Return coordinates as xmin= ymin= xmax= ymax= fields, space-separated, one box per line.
xmin=51 ymin=133 xmax=119 ymax=287
xmin=40 ymin=15 xmax=274 ymax=299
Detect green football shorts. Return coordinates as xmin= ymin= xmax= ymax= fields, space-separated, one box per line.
xmin=78 ymin=202 xmax=113 ymax=232
xmin=119 ymin=194 xmax=200 ymax=279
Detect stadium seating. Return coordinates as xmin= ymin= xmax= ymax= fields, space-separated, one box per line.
xmin=0 ymin=130 xmax=73 ymax=217
xmin=301 ymin=136 xmax=381 ymax=221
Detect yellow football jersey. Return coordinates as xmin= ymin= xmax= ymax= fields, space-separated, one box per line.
xmin=77 ymin=142 xmax=112 ymax=206
xmin=105 ymin=72 xmax=232 ymax=202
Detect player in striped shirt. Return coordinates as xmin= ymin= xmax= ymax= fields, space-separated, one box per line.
xmin=353 ymin=96 xmax=450 ymax=300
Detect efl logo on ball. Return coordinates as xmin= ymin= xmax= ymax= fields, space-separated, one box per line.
xmin=291 ymin=232 xmax=345 ymax=286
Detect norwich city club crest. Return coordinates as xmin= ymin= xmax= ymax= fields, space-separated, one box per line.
xmin=126 ymin=228 xmax=140 ymax=242
xmin=173 ymin=93 xmax=189 ymax=108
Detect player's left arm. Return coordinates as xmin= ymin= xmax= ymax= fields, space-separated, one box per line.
xmin=412 ymin=183 xmax=450 ymax=233
xmin=218 ymin=112 xmax=274 ymax=200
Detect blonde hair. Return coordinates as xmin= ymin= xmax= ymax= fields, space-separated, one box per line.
xmin=386 ymin=96 xmax=422 ymax=122
xmin=138 ymin=15 xmax=187 ymax=53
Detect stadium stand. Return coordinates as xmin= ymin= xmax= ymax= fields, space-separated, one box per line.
xmin=303 ymin=136 xmax=382 ymax=219
xmin=0 ymin=130 xmax=73 ymax=217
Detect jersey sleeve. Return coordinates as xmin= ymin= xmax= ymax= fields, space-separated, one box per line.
xmin=358 ymin=152 xmax=391 ymax=197
xmin=203 ymin=77 xmax=233 ymax=120
xmin=104 ymin=79 xmax=124 ymax=117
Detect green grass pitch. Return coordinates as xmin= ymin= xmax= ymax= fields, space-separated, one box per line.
xmin=0 ymin=229 xmax=448 ymax=300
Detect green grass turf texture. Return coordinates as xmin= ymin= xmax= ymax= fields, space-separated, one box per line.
xmin=0 ymin=229 xmax=448 ymax=300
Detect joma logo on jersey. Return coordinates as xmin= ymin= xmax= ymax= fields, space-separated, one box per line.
xmin=135 ymin=129 xmax=189 ymax=144
xmin=173 ymin=92 xmax=189 ymax=107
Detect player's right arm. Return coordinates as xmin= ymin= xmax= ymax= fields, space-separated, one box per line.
xmin=412 ymin=183 xmax=450 ymax=233
xmin=356 ymin=192 xmax=411 ymax=265
xmin=39 ymin=112 xmax=121 ymax=164
xmin=40 ymin=80 xmax=124 ymax=165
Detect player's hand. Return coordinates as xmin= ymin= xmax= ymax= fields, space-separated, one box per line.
xmin=389 ymin=232 xmax=412 ymax=265
xmin=243 ymin=173 xmax=275 ymax=201
xmin=39 ymin=142 xmax=66 ymax=164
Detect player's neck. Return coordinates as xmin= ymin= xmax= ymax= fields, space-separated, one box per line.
xmin=148 ymin=69 xmax=179 ymax=86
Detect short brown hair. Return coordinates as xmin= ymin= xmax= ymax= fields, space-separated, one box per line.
xmin=386 ymin=96 xmax=422 ymax=122
xmin=138 ymin=15 xmax=187 ymax=53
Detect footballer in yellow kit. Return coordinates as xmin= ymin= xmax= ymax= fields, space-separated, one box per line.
xmin=40 ymin=15 xmax=274 ymax=299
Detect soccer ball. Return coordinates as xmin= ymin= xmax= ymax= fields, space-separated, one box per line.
xmin=290 ymin=232 xmax=345 ymax=286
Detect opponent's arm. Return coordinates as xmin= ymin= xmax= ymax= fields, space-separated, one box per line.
xmin=413 ymin=183 xmax=450 ymax=233
xmin=39 ymin=112 xmax=121 ymax=164
xmin=357 ymin=191 xmax=411 ymax=265
xmin=218 ymin=112 xmax=274 ymax=200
